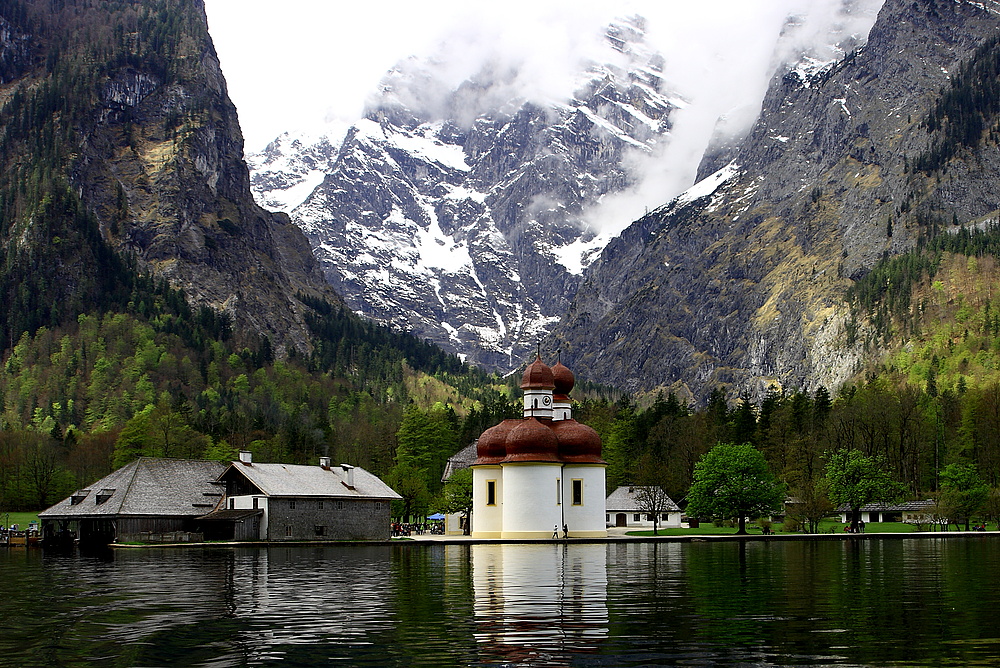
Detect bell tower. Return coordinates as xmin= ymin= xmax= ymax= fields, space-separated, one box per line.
xmin=521 ymin=347 xmax=555 ymax=419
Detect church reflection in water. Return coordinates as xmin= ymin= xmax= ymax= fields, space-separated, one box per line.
xmin=471 ymin=543 xmax=609 ymax=664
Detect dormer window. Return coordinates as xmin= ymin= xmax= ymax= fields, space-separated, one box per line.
xmin=70 ymin=490 xmax=90 ymax=505
xmin=96 ymin=488 xmax=116 ymax=504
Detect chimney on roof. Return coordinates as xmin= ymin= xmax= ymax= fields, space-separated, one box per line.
xmin=341 ymin=464 xmax=355 ymax=489
xmin=239 ymin=450 xmax=252 ymax=466
xmin=319 ymin=457 xmax=331 ymax=470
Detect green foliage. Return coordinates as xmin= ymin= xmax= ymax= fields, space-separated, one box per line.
xmin=825 ymin=449 xmax=906 ymax=530
xmin=394 ymin=403 xmax=459 ymax=496
xmin=846 ymin=224 xmax=1000 ymax=346
xmin=387 ymin=461 xmax=430 ymax=523
xmin=685 ymin=442 xmax=786 ymax=534
xmin=0 ymin=306 xmax=507 ymax=508
xmin=938 ymin=462 xmax=989 ymax=530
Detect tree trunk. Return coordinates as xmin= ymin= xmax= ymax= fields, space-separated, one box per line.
xmin=737 ymin=515 xmax=747 ymax=535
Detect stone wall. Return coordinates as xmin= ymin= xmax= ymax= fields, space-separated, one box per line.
xmin=266 ymin=497 xmax=390 ymax=541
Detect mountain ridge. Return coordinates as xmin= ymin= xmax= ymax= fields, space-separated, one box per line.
xmin=552 ymin=0 xmax=1000 ymax=403
xmin=250 ymin=16 xmax=681 ymax=370
xmin=0 ymin=0 xmax=341 ymax=358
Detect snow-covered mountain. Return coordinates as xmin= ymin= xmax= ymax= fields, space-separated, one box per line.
xmin=249 ymin=17 xmax=682 ymax=370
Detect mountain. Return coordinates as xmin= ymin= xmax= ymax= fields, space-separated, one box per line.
xmin=0 ymin=0 xmax=340 ymax=357
xmin=249 ymin=17 xmax=682 ymax=370
xmin=0 ymin=0 xmax=514 ymax=511
xmin=552 ymin=0 xmax=1000 ymax=402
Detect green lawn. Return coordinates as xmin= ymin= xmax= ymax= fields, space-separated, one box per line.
xmin=0 ymin=512 xmax=39 ymax=529
xmin=624 ymin=520 xmax=971 ymax=537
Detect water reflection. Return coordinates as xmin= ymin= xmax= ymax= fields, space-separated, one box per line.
xmin=471 ymin=544 xmax=608 ymax=665
xmin=3 ymin=537 xmax=1000 ymax=666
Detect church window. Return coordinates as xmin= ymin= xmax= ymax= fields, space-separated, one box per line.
xmin=487 ymin=480 xmax=497 ymax=506
xmin=556 ymin=479 xmax=561 ymax=504
xmin=572 ymin=479 xmax=583 ymax=505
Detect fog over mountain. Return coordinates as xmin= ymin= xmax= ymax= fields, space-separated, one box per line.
xmin=210 ymin=0 xmax=884 ymax=220
xmin=206 ymin=0 xmax=885 ymax=372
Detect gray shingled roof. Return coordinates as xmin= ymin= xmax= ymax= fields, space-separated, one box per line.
xmin=224 ymin=462 xmax=401 ymax=500
xmin=442 ymin=442 xmax=478 ymax=482
xmin=605 ymin=486 xmax=681 ymax=512
xmin=40 ymin=458 xmax=227 ymax=518
xmin=835 ymin=500 xmax=936 ymax=512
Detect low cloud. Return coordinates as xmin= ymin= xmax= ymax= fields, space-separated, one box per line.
xmin=208 ymin=0 xmax=884 ymax=227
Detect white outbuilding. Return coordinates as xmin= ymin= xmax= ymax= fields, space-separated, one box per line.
xmin=605 ymin=485 xmax=682 ymax=529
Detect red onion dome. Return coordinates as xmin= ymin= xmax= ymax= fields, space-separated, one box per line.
xmin=552 ymin=419 xmax=604 ymax=464
xmin=473 ymin=419 xmax=519 ymax=465
xmin=501 ymin=417 xmax=561 ymax=463
xmin=551 ymin=361 xmax=575 ymax=398
xmin=521 ymin=355 xmax=555 ymax=390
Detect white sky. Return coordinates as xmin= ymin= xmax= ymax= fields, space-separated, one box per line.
xmin=205 ymin=0 xmax=883 ymax=230
xmin=205 ymin=0 xmax=884 ymax=153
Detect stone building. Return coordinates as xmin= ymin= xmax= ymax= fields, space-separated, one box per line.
xmin=471 ymin=354 xmax=607 ymax=539
xmin=204 ymin=453 xmax=401 ymax=541
xmin=40 ymin=454 xmax=400 ymax=544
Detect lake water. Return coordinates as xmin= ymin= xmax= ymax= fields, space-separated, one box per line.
xmin=1 ymin=537 xmax=999 ymax=666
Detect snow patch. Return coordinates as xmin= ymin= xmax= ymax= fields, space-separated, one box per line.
xmin=262 ymin=170 xmax=325 ymax=212
xmin=551 ymin=233 xmax=613 ymax=276
xmin=674 ymin=161 xmax=740 ymax=207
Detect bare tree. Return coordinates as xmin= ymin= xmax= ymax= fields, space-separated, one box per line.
xmin=633 ymin=485 xmax=676 ymax=536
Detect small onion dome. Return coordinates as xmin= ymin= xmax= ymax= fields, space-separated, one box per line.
xmin=521 ymin=355 xmax=555 ymax=390
xmin=552 ymin=419 xmax=604 ymax=464
xmin=501 ymin=417 xmax=561 ymax=463
xmin=473 ymin=419 xmax=519 ymax=465
xmin=551 ymin=360 xmax=575 ymax=397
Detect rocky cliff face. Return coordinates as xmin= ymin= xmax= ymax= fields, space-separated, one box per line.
xmin=1 ymin=0 xmax=339 ymax=356
xmin=552 ymin=0 xmax=1000 ymax=402
xmin=250 ymin=18 xmax=681 ymax=370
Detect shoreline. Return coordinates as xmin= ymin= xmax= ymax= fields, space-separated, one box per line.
xmin=104 ymin=528 xmax=1000 ymax=549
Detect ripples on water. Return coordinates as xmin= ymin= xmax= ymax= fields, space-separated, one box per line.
xmin=1 ymin=537 xmax=999 ymax=666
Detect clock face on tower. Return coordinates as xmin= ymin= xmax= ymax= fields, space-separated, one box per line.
xmin=542 ymin=395 xmax=551 ymax=406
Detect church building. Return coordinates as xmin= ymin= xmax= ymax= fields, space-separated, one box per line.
xmin=471 ymin=354 xmax=607 ymax=538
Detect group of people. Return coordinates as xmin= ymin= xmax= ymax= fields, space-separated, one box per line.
xmin=0 ymin=523 xmax=25 ymax=533
xmin=390 ymin=522 xmax=445 ymax=536
xmin=843 ymin=520 xmax=867 ymax=533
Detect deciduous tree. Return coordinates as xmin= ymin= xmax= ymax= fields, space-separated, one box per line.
xmin=938 ymin=462 xmax=989 ymax=530
xmin=825 ymin=449 xmax=905 ymax=531
xmin=685 ymin=442 xmax=785 ymax=534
